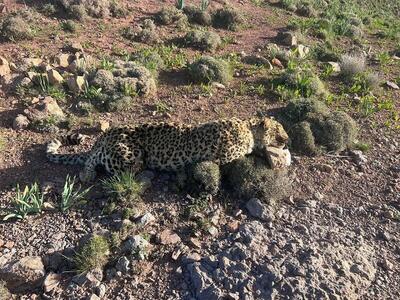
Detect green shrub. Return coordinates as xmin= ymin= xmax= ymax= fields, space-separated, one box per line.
xmin=279 ymin=98 xmax=358 ymax=154
xmin=184 ymin=30 xmax=221 ymax=51
xmin=183 ymin=5 xmax=212 ymax=26
xmin=60 ymin=175 xmax=91 ymax=212
xmin=188 ymin=56 xmax=232 ymax=84
xmin=61 ymin=20 xmax=77 ymax=32
xmin=1 ymin=14 xmax=33 ymax=41
xmin=222 ymin=155 xmax=291 ymax=203
xmin=212 ymin=6 xmax=243 ymax=31
xmin=186 ymin=161 xmax=221 ymax=196
xmin=102 ymin=171 xmax=144 ymax=205
xmin=73 ymin=235 xmax=110 ymax=274
xmin=156 ymin=7 xmax=185 ymax=25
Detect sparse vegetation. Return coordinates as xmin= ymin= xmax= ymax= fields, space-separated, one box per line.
xmin=60 ymin=175 xmax=91 ymax=212
xmin=183 ymin=5 xmax=212 ymax=26
xmin=185 ymin=161 xmax=221 ymax=196
xmin=156 ymin=7 xmax=185 ymax=25
xmin=102 ymin=172 xmax=144 ymax=205
xmin=3 ymin=183 xmax=44 ymax=220
xmin=184 ymin=30 xmax=221 ymax=51
xmin=212 ymin=6 xmax=243 ymax=31
xmin=339 ymin=53 xmax=366 ymax=79
xmin=73 ymin=235 xmax=110 ymax=274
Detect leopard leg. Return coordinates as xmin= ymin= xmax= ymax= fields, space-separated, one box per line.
xmin=79 ymin=153 xmax=98 ymax=183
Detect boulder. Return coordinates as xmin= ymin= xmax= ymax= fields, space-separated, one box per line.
xmin=0 ymin=256 xmax=45 ymax=293
xmin=266 ymin=147 xmax=291 ymax=169
xmin=24 ymin=96 xmax=65 ymax=122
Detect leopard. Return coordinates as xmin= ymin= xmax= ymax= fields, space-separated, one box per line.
xmin=46 ymin=116 xmax=290 ymax=183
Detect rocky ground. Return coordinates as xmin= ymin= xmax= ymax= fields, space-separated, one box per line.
xmin=0 ymin=0 xmax=400 ymax=299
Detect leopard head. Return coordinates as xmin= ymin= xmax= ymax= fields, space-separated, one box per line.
xmin=249 ymin=117 xmax=289 ymax=150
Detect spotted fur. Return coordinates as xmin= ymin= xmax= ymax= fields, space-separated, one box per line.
xmin=46 ymin=117 xmax=289 ymax=182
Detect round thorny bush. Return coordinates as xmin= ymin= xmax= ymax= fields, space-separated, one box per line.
xmin=184 ymin=30 xmax=221 ymax=52
xmin=188 ymin=56 xmax=232 ymax=84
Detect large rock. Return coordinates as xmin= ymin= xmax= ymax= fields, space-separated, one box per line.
xmin=277 ymin=31 xmax=297 ymax=46
xmin=0 ymin=256 xmax=45 ymax=293
xmin=24 ymin=96 xmax=65 ymax=122
xmin=0 ymin=56 xmax=11 ymax=77
xmin=67 ymin=75 xmax=85 ymax=94
xmin=47 ymin=69 xmax=64 ymax=85
xmin=54 ymin=53 xmax=73 ymax=68
xmin=266 ymin=146 xmax=291 ymax=169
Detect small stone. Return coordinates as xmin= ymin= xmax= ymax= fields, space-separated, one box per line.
xmin=69 ymin=42 xmax=83 ymax=53
xmin=246 ymin=198 xmax=275 ymax=222
xmin=159 ymin=229 xmax=181 ymax=245
xmin=189 ymin=238 xmax=202 ymax=248
xmin=4 ymin=241 xmax=14 ymax=249
xmin=95 ymin=284 xmax=106 ymax=298
xmin=13 ymin=114 xmax=30 ymax=130
xmin=84 ymin=268 xmax=103 ymax=287
xmin=47 ymin=69 xmax=64 ymax=86
xmin=386 ymin=81 xmax=399 ymax=90
xmin=327 ymin=62 xmax=341 ymax=73
xmin=43 ymin=272 xmax=61 ymax=293
xmin=349 ymin=150 xmax=367 ymax=165
xmin=207 ymin=225 xmax=218 ymax=236
xmin=296 ymin=44 xmax=310 ymax=58
xmin=277 ymin=31 xmax=297 ymax=46
xmin=89 ymin=294 xmax=100 ymax=300
xmin=171 ymin=248 xmax=183 ymax=260
xmin=115 ymin=256 xmax=129 ymax=274
xmin=98 ymin=120 xmax=110 ymax=132
xmin=377 ymin=230 xmax=391 ymax=241
xmin=271 ymin=58 xmax=284 ymax=68
xmin=67 ymin=76 xmax=85 ymax=94
xmin=22 ymin=58 xmax=43 ymax=69
xmin=381 ymin=259 xmax=393 ymax=271
xmin=121 ymin=235 xmax=149 ymax=254
xmin=181 ymin=252 xmax=202 ymax=264
xmin=211 ymin=82 xmax=226 ymax=89
xmin=0 ymin=56 xmax=11 ymax=77
xmin=226 ymin=220 xmax=240 ymax=233
xmin=138 ymin=212 xmax=156 ymax=227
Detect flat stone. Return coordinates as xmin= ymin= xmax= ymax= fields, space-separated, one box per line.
xmin=246 ymin=198 xmax=275 ymax=222
xmin=159 ymin=229 xmax=181 ymax=245
xmin=138 ymin=212 xmax=155 ymax=227
xmin=386 ymin=81 xmax=399 ymax=90
xmin=24 ymin=96 xmax=65 ymax=122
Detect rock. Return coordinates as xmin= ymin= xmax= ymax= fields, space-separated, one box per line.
xmin=327 ymin=62 xmax=341 ymax=72
xmin=189 ymin=237 xmax=202 ymax=248
xmin=84 ymin=267 xmax=103 ymax=287
xmin=54 ymin=53 xmax=73 ymax=68
xmin=386 ymin=81 xmax=399 ymax=90
xmin=13 ymin=114 xmax=30 ymax=130
xmin=21 ymin=58 xmax=43 ymax=70
xmin=67 ymin=76 xmax=85 ymax=94
xmin=0 ymin=56 xmax=11 ymax=77
xmin=186 ymin=262 xmax=213 ymax=294
xmin=245 ymin=198 xmax=275 ymax=222
xmin=296 ymin=44 xmax=310 ymax=58
xmin=88 ymin=294 xmax=100 ymax=300
xmin=138 ymin=212 xmax=156 ymax=227
xmin=271 ymin=58 xmax=284 ymax=68
xmin=69 ymin=42 xmax=83 ymax=53
xmin=98 ymin=120 xmax=110 ymax=132
xmin=277 ymin=31 xmax=297 ymax=46
xmin=211 ymin=82 xmax=226 ymax=89
xmin=226 ymin=220 xmax=240 ymax=232
xmin=266 ymin=146 xmax=291 ymax=169
xmin=115 ymin=256 xmax=129 ymax=274
xmin=159 ymin=229 xmax=181 ymax=245
xmin=47 ymin=69 xmax=64 ymax=85
xmin=182 ymin=252 xmax=202 ymax=264
xmin=24 ymin=96 xmax=65 ymax=122
xmin=207 ymin=226 xmax=218 ymax=236
xmin=121 ymin=235 xmax=149 ymax=256
xmin=43 ymin=272 xmax=61 ymax=293
xmin=349 ymin=150 xmax=367 ymax=165
xmin=95 ymin=284 xmax=106 ymax=298
xmin=0 ymin=256 xmax=45 ymax=293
